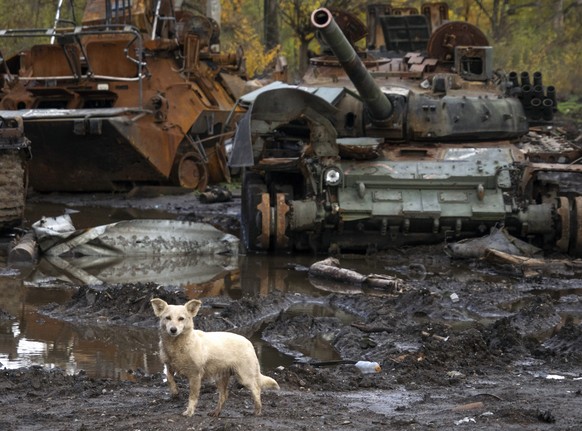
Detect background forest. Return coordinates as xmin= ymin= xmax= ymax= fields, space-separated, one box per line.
xmin=0 ymin=0 xmax=580 ymax=105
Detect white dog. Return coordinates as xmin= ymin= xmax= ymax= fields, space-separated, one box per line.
xmin=151 ymin=298 xmax=279 ymax=417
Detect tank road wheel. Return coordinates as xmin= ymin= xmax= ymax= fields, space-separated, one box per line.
xmin=241 ymin=172 xmax=267 ymax=252
xmin=171 ymin=151 xmax=209 ymax=191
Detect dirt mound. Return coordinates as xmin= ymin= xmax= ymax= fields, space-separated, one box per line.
xmin=542 ymin=317 xmax=582 ymax=359
xmin=42 ymin=283 xmax=187 ymax=327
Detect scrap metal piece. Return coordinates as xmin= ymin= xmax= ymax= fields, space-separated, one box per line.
xmin=309 ymin=257 xmax=403 ymax=291
xmin=446 ymin=227 xmax=542 ymax=259
xmin=34 ymin=219 xmax=239 ymax=257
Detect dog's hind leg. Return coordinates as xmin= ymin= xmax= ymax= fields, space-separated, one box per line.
xmin=209 ymin=373 xmax=230 ymax=417
xmin=183 ymin=374 xmax=202 ymax=417
xmin=248 ymin=381 xmax=262 ymax=416
xmin=239 ymin=378 xmax=262 ymax=415
xmin=235 ymin=370 xmax=263 ymax=416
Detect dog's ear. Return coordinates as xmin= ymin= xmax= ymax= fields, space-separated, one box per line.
xmin=151 ymin=298 xmax=168 ymax=316
xmin=185 ymin=299 xmax=202 ymax=317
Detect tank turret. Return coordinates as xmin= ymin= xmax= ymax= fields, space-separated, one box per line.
xmin=311 ymin=8 xmax=393 ymax=124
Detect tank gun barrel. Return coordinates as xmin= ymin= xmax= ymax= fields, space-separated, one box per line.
xmin=311 ymin=8 xmax=393 ymax=122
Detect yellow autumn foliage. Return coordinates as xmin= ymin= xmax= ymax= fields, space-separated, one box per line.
xmin=220 ymin=0 xmax=280 ymax=78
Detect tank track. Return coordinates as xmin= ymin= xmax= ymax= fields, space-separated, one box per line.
xmin=0 ymin=151 xmax=26 ymax=230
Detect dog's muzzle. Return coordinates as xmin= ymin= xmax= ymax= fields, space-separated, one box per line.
xmin=169 ymin=327 xmax=178 ymax=336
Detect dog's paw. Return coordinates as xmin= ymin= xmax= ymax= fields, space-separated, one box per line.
xmin=208 ymin=410 xmax=221 ymax=417
xmin=182 ymin=409 xmax=194 ymax=417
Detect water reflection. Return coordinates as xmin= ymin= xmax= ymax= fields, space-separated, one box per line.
xmin=0 ymin=281 xmax=158 ymax=379
xmin=0 ymin=253 xmax=326 ymax=378
xmin=35 ymin=254 xmax=238 ymax=287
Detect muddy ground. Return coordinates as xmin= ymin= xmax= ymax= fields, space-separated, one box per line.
xmin=1 ymin=188 xmax=582 ymax=431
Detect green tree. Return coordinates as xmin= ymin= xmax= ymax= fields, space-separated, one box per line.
xmin=481 ymin=0 xmax=582 ymax=95
xmin=220 ymin=0 xmax=279 ymax=78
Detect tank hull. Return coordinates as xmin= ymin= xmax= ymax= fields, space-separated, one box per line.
xmin=234 ymin=5 xmax=582 ymax=256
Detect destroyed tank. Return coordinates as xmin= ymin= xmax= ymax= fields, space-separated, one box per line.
xmin=231 ymin=3 xmax=582 ymax=256
xmin=0 ymin=115 xmax=30 ymax=232
xmin=0 ymin=0 xmax=244 ymax=192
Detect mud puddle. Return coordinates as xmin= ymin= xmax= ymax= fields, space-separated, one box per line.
xmin=0 ymin=257 xmax=317 ymax=379
xmin=0 ymin=245 xmax=351 ymax=379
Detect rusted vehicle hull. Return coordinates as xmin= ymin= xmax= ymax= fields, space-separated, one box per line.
xmin=7 ymin=107 xmax=232 ymax=191
xmin=0 ymin=0 xmax=243 ymax=192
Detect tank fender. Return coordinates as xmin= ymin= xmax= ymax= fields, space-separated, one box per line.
xmin=230 ymin=88 xmax=339 ymax=167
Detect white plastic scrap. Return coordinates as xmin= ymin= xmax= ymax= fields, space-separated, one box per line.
xmin=545 ymin=374 xmax=566 ymax=380
xmin=454 ymin=417 xmax=477 ymax=426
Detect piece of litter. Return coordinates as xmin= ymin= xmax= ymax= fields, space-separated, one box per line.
xmin=454 ymin=417 xmax=476 ymax=425
xmin=546 ymin=374 xmax=566 ymax=380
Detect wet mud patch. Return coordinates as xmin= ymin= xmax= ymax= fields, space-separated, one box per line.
xmin=41 ymin=283 xmax=188 ymax=327
xmin=4 ymin=240 xmax=582 ymax=430
xmin=40 ymin=282 xmax=315 ymax=336
xmin=541 ymin=317 xmax=582 ymax=359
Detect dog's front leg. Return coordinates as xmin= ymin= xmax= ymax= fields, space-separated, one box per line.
xmin=165 ymin=365 xmax=179 ymax=398
xmin=183 ymin=374 xmax=202 ymax=417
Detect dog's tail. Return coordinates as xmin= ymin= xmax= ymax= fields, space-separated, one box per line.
xmin=260 ymin=374 xmax=280 ymax=390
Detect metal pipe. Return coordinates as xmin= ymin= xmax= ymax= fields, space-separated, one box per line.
xmin=542 ymin=98 xmax=554 ymax=121
xmin=521 ymin=84 xmax=532 ymax=106
xmin=533 ymin=71 xmax=542 ymax=87
xmin=152 ymin=0 xmax=162 ymax=40
xmin=508 ymin=71 xmax=519 ymax=88
xmin=530 ymin=97 xmax=542 ymax=120
xmin=50 ymin=0 xmax=65 ymax=44
xmin=546 ymin=85 xmax=556 ymax=106
xmin=311 ymin=8 xmax=393 ymax=122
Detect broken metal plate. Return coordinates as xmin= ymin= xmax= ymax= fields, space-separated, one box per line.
xmin=34 ymin=219 xmax=239 ymax=257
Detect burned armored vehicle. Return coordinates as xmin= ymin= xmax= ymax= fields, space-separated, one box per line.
xmin=231 ymin=3 xmax=582 ymax=256
xmin=0 ymin=115 xmax=30 ymax=232
xmin=0 ymin=0 xmax=244 ymax=192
